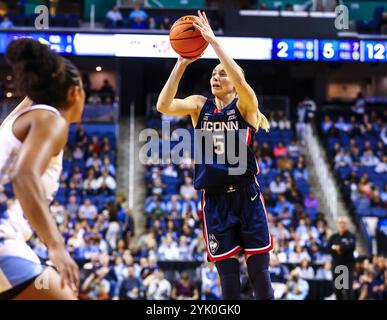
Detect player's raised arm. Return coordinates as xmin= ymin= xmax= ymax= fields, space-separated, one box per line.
xmin=156 ymin=56 xmax=205 ymax=118
xmin=193 ymin=11 xmax=263 ymax=129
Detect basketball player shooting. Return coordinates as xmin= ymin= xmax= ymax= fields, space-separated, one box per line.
xmin=157 ymin=11 xmax=274 ymax=300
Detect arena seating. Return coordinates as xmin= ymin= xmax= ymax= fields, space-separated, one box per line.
xmin=318 ymin=110 xmax=386 ymax=255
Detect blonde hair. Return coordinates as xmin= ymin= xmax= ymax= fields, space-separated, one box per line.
xmin=215 ymin=64 xmax=270 ymax=132
xmin=257 ymin=109 xmax=270 ymax=132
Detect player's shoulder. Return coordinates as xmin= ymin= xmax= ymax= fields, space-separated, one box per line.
xmin=185 ymin=95 xmax=208 ymax=112
xmin=30 ymin=108 xmax=66 ymax=128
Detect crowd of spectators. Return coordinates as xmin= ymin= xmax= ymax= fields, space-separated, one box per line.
xmin=321 ymin=110 xmax=386 ymax=219
xmin=104 ymin=4 xmax=221 ymax=31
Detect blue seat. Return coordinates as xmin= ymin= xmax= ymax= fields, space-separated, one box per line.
xmin=371 ymin=207 xmax=387 ymax=218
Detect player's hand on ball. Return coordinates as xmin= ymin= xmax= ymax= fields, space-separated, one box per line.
xmin=177 ymin=54 xmax=203 ymax=66
xmin=193 ymin=11 xmax=216 ymax=44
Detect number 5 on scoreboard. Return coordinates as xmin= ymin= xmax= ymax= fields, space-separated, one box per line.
xmin=323 ymin=43 xmax=335 ymax=59
xmin=213 ymin=135 xmax=225 ymax=155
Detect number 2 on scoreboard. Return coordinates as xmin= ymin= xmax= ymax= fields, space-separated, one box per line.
xmin=277 ymin=41 xmax=289 ymax=58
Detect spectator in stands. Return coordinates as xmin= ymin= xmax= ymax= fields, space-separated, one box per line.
xmin=101 ymin=156 xmax=116 ymax=176
xmin=321 ymin=115 xmax=333 ymax=134
xmin=299 ymin=259 xmax=315 ymax=280
xmin=83 ymin=168 xmax=99 ymax=195
xmin=177 ymin=235 xmax=192 ymax=261
xmin=72 ymin=146 xmax=84 ymax=160
xmin=315 ymin=261 xmax=333 ymax=280
xmin=78 ymin=198 xmax=98 ymax=222
xmin=81 ymin=265 xmax=111 ymax=300
xmin=277 ymin=155 xmax=294 ymax=171
xmin=149 ymin=199 xmax=165 ymax=221
xmin=270 ymin=175 xmax=287 ymax=195
xmin=165 ymin=194 xmax=182 ymax=214
xmin=75 ymin=124 xmax=88 ymax=146
xmin=293 ymin=161 xmax=308 ymax=180
xmin=171 ymin=272 xmax=199 ymax=300
xmin=283 ymin=268 xmax=309 ymax=300
xmin=96 ymin=169 xmax=117 ymax=195
xmin=50 ymin=200 xmax=66 ymax=225
xmin=328 ymin=216 xmax=356 ymax=300
xmin=351 ymin=92 xmax=366 ymax=115
xmin=157 ymin=234 xmax=179 ymax=261
xmin=99 ymin=79 xmax=115 ymax=103
xmin=69 ymin=165 xmax=84 ymax=190
xmin=180 ymin=176 xmax=198 ymax=201
xmin=202 ymin=274 xmax=222 ymax=300
xmin=269 ymin=254 xmax=289 ymax=299
xmin=284 ymin=4 xmax=294 ymax=11
xmin=0 ymin=15 xmax=15 ymax=29
xmin=288 ymin=139 xmax=300 ymax=158
xmin=88 ymin=93 xmax=102 ymax=105
xmin=358 ymin=176 xmax=373 ymax=198
xmin=150 ymin=176 xmax=165 ymax=197
xmin=201 ymin=263 xmax=218 ymax=299
xmin=304 ymin=192 xmax=318 ymax=212
xmin=296 ymin=96 xmax=315 ymax=141
xmin=90 ymin=136 xmax=101 ymax=154
xmin=128 ymin=4 xmax=148 ymax=29
xmin=361 ymin=150 xmax=379 ymax=167
xmin=278 ymin=111 xmax=291 ymax=130
xmin=288 ymin=243 xmax=311 ymax=263
xmin=86 ymin=152 xmax=102 ymax=171
xmin=273 ymin=141 xmax=288 ymax=157
xmin=259 ymin=1 xmax=268 ymax=10
xmin=334 ymin=149 xmax=352 ymax=169
xmin=357 ymin=6 xmax=385 ymax=34
xmin=148 ymin=16 xmax=157 ymax=30
xmin=147 ymin=270 xmax=172 ymax=300
xmin=116 ymin=266 xmax=144 ymax=300
xmin=160 ymin=17 xmax=172 ymax=30
xmin=105 ymin=5 xmax=124 ymax=28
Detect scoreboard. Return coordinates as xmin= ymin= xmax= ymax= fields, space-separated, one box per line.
xmin=273 ymin=39 xmax=316 ymax=61
xmin=318 ymin=40 xmax=360 ymax=62
xmin=0 ymin=31 xmax=386 ymax=63
xmin=272 ymin=38 xmax=387 ymax=63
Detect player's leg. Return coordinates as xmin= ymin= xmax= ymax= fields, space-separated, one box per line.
xmin=202 ymin=191 xmax=242 ymax=299
xmin=214 ymin=255 xmax=241 ymax=300
xmin=13 ymin=267 xmax=77 ymax=300
xmin=240 ymin=181 xmax=274 ymax=300
xmin=244 ymin=253 xmax=274 ymax=300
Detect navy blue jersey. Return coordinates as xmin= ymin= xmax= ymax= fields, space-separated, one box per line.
xmin=194 ymin=97 xmax=260 ymax=190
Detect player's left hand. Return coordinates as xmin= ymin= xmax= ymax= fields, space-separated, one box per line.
xmin=193 ymin=11 xmax=216 ymax=44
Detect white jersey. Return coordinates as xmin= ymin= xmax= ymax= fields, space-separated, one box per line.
xmin=0 ymin=104 xmax=63 ymax=246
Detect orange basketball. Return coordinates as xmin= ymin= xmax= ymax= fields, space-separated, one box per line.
xmin=169 ymin=15 xmax=209 ymax=58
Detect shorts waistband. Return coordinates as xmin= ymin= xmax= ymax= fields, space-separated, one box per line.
xmin=203 ymin=176 xmax=257 ymax=195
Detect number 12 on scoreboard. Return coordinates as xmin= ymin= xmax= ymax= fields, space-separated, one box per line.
xmin=363 ymin=41 xmax=387 ymax=62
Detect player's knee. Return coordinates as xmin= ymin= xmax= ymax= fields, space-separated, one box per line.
xmin=246 ymin=253 xmax=270 ymax=273
xmin=246 ymin=253 xmax=274 ymax=300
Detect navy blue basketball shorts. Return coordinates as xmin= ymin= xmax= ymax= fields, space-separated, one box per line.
xmin=200 ymin=177 xmax=273 ymax=262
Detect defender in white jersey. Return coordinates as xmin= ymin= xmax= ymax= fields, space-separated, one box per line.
xmin=0 ymin=39 xmax=84 ymax=299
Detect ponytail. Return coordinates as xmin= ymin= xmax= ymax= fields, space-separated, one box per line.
xmin=257 ymin=109 xmax=270 ymax=132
